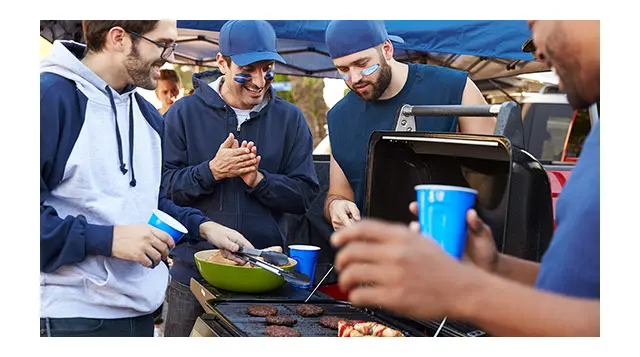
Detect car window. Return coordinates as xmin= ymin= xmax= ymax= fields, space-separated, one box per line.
xmin=523 ymin=103 xmax=575 ymax=162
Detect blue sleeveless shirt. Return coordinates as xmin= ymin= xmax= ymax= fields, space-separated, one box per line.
xmin=327 ymin=63 xmax=467 ymax=212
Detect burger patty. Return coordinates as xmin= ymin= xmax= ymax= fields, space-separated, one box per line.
xmin=247 ymin=305 xmax=278 ymax=317
xmin=264 ymin=325 xmax=301 ymax=337
xmin=266 ymin=315 xmax=298 ymax=327
xmin=319 ymin=316 xmax=343 ymax=329
xmin=296 ymin=304 xmax=325 ymax=317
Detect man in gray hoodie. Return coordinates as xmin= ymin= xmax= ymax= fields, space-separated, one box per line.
xmin=40 ymin=20 xmax=253 ymax=337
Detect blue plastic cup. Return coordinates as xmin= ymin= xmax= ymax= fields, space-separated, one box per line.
xmin=148 ymin=209 xmax=188 ymax=244
xmin=288 ymin=245 xmax=321 ymax=289
xmin=415 ymin=185 xmax=478 ymax=260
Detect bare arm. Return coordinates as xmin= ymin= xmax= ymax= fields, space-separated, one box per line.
xmin=331 ymin=220 xmax=598 ymax=337
xmin=462 ymin=207 xmax=540 ymax=286
xmin=459 ymin=270 xmax=599 ymax=336
xmin=458 ymin=77 xmax=496 ymax=135
xmin=323 ymin=154 xmax=356 ymax=222
xmin=493 ymin=253 xmax=541 ymax=286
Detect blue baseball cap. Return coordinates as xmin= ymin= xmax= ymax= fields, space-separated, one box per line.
xmin=325 ymin=20 xmax=405 ymax=59
xmin=219 ymin=20 xmax=287 ymax=66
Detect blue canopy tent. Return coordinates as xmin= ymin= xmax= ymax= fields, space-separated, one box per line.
xmin=174 ymin=20 xmax=548 ymax=81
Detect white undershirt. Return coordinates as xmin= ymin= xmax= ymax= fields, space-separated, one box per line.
xmin=231 ymin=107 xmax=251 ymax=126
xmin=210 ymin=76 xmax=254 ymax=128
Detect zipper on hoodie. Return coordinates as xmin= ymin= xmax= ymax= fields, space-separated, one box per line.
xmin=233 ymin=108 xmax=242 ymax=232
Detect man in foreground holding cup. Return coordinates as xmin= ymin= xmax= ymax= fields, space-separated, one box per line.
xmin=331 ymin=20 xmax=600 ymax=336
xmin=40 ymin=20 xmax=252 ymax=337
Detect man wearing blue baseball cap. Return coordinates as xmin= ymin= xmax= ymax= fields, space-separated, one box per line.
xmin=161 ymin=20 xmax=319 ymax=336
xmin=323 ymin=20 xmax=496 ymax=232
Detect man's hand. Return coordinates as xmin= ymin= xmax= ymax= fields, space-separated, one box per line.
xmin=112 ymin=225 xmax=175 ymax=268
xmin=331 ymin=219 xmax=483 ymax=321
xmin=328 ymin=198 xmax=361 ymax=231
xmin=199 ymin=221 xmax=254 ymax=264
xmin=209 ymin=133 xmax=258 ymax=181
xmin=408 ymin=201 xmax=499 ymax=273
xmin=236 ymin=140 xmax=263 ymax=188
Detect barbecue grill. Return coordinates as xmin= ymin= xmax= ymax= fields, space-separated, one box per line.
xmin=189 ymin=278 xmax=488 ymax=337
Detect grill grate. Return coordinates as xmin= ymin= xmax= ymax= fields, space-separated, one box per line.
xmin=206 ymin=301 xmax=459 ymax=337
xmin=197 ymin=280 xmax=487 ymax=337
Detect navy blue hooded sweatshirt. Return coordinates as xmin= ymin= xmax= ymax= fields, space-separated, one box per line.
xmin=162 ymin=70 xmax=320 ymax=284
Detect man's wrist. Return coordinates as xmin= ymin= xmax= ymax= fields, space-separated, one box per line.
xmin=199 ymin=221 xmax=214 ymax=238
xmin=248 ymin=171 xmax=264 ymax=188
xmin=209 ymin=160 xmax=221 ymax=181
xmin=450 ymin=266 xmax=494 ymax=321
xmin=324 ymin=194 xmax=348 ymax=219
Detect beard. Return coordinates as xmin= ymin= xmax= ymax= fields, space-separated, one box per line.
xmin=546 ymin=33 xmax=598 ymax=110
xmin=563 ymin=76 xmax=593 ymax=110
xmin=350 ymin=60 xmax=392 ymax=102
xmin=123 ymin=42 xmax=164 ymax=90
xmin=557 ymin=63 xmax=599 ymax=110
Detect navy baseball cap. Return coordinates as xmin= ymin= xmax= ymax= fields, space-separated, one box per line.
xmin=325 ymin=20 xmax=405 ymax=59
xmin=219 ymin=20 xmax=287 ymax=66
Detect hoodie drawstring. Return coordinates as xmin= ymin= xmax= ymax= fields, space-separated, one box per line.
xmin=128 ymin=95 xmax=136 ymax=187
xmin=105 ymin=86 xmax=136 ymax=187
xmin=106 ymin=86 xmax=128 ymax=176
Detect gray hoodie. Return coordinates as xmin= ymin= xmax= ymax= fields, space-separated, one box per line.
xmin=40 ymin=40 xmax=170 ymax=319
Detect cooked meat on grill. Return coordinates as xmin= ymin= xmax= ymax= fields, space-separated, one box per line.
xmin=247 ymin=305 xmax=278 ymax=317
xmin=265 ymin=315 xmax=297 ymax=327
xmin=319 ymin=316 xmax=343 ymax=329
xmin=263 ymin=246 xmax=283 ymax=253
xmin=296 ymin=304 xmax=325 ymax=317
xmin=264 ymin=325 xmax=301 ymax=337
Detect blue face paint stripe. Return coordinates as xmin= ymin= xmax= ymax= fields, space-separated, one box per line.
xmin=265 ymin=70 xmax=275 ymax=81
xmin=234 ymin=71 xmax=274 ymax=84
xmin=234 ymin=73 xmax=252 ymax=84
xmin=362 ymin=63 xmax=380 ymax=76
xmin=339 ymin=63 xmax=380 ymax=82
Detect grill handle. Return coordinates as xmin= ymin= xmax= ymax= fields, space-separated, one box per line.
xmin=393 ymin=101 xmax=524 ymax=148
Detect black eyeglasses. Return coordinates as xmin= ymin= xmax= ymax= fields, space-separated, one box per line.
xmin=522 ymin=37 xmax=536 ymax=56
xmin=127 ymin=30 xmax=177 ymax=61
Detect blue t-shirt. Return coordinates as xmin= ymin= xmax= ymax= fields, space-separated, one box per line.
xmin=535 ymin=121 xmax=600 ymax=299
xmin=327 ymin=63 xmax=468 ymax=212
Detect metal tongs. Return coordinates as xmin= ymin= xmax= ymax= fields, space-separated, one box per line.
xmin=236 ymin=252 xmax=312 ymax=287
xmin=237 ymin=246 xmax=290 ymax=266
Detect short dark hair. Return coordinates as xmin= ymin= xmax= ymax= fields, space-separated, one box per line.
xmin=222 ymin=55 xmax=232 ymax=67
xmin=158 ymin=69 xmax=182 ymax=86
xmin=82 ymin=20 xmax=159 ymax=53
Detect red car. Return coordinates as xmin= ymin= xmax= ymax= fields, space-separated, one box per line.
xmin=519 ymin=89 xmax=599 ymax=226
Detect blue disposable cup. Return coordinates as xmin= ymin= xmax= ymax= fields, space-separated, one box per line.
xmin=148 ymin=209 xmax=188 ymax=244
xmin=415 ymin=185 xmax=478 ymax=260
xmin=288 ymin=245 xmax=321 ymax=289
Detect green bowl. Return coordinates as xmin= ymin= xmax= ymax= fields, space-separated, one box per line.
xmin=194 ymin=250 xmax=298 ymax=293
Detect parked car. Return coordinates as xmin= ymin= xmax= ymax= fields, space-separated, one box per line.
xmin=519 ymin=88 xmax=599 ymax=222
